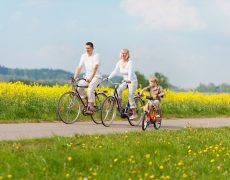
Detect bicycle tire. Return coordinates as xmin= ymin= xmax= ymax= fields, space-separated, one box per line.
xmin=128 ymin=96 xmax=144 ymax=126
xmin=57 ymin=91 xmax=81 ymax=124
xmin=91 ymin=92 xmax=107 ymax=124
xmin=101 ymin=96 xmax=117 ymax=127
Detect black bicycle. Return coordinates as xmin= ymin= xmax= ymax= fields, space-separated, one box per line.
xmin=101 ymin=80 xmax=144 ymax=127
xmin=57 ymin=77 xmax=107 ymax=124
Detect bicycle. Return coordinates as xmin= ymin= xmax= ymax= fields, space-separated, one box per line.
xmin=100 ymin=80 xmax=144 ymax=127
xmin=140 ymin=95 xmax=163 ymax=131
xmin=57 ymin=77 xmax=107 ymax=124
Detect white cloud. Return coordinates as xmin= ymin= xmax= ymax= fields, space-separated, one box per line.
xmin=216 ymin=0 xmax=230 ymax=14
xmin=214 ymin=0 xmax=230 ymax=35
xmin=121 ymin=0 xmax=205 ymax=31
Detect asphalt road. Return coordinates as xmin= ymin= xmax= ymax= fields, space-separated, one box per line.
xmin=0 ymin=117 xmax=229 ymax=141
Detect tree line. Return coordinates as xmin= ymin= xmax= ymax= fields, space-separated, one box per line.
xmin=1 ymin=65 xmax=229 ymax=92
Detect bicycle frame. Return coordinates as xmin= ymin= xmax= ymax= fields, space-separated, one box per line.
xmin=72 ymin=77 xmax=107 ymax=109
xmin=145 ymin=103 xmax=157 ymax=122
xmin=71 ymin=78 xmax=88 ymax=108
xmin=112 ymin=87 xmax=122 ymax=110
xmin=109 ymin=80 xmax=132 ymax=118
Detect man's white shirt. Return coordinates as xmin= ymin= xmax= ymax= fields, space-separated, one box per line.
xmin=78 ymin=53 xmax=102 ymax=78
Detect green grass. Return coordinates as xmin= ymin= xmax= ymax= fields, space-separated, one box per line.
xmin=0 ymin=127 xmax=229 ymax=179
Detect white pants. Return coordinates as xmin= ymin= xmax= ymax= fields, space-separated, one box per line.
xmin=77 ymin=77 xmax=102 ymax=103
xmin=117 ymin=81 xmax=138 ymax=109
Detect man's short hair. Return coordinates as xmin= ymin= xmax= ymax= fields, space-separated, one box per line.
xmin=85 ymin=42 xmax=94 ymax=48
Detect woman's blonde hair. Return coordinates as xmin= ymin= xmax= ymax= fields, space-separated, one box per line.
xmin=120 ymin=48 xmax=130 ymax=60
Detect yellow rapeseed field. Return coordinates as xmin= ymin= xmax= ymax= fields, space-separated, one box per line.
xmin=0 ymin=81 xmax=230 ymax=120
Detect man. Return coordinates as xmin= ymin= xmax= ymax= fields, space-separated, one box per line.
xmin=74 ymin=42 xmax=102 ymax=114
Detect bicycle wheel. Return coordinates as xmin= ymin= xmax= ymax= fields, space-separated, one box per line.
xmin=57 ymin=91 xmax=81 ymax=124
xmin=141 ymin=112 xmax=148 ymax=131
xmin=91 ymin=92 xmax=107 ymax=124
xmin=128 ymin=96 xmax=144 ymax=126
xmin=154 ymin=109 xmax=162 ymax=129
xmin=101 ymin=96 xmax=117 ymax=127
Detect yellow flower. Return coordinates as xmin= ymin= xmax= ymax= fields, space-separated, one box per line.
xmin=7 ymin=175 xmax=12 ymax=179
xmin=145 ymin=154 xmax=151 ymax=159
xmin=66 ymin=173 xmax=70 ymax=178
xmin=182 ymin=173 xmax=188 ymax=178
xmin=161 ymin=175 xmax=170 ymax=179
xmin=210 ymin=159 xmax=215 ymax=163
xmin=203 ymin=149 xmax=208 ymax=153
xmin=15 ymin=144 xmax=21 ymax=150
xmin=149 ymin=175 xmax=155 ymax=179
xmin=67 ymin=156 xmax=72 ymax=161
xmin=160 ymin=165 xmax=164 ymax=170
xmin=178 ymin=161 xmax=184 ymax=166
xmin=92 ymin=172 xmax=97 ymax=176
xmin=114 ymin=158 xmax=118 ymax=163
xmin=149 ymin=161 xmax=153 ymax=166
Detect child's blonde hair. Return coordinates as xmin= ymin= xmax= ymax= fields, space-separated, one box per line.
xmin=149 ymin=76 xmax=158 ymax=84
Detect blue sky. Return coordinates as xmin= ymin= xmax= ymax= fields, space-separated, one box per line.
xmin=0 ymin=0 xmax=230 ymax=88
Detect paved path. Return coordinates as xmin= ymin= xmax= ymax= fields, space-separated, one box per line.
xmin=0 ymin=118 xmax=229 ymax=141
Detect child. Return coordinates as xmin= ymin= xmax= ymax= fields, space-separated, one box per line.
xmin=140 ymin=76 xmax=165 ymax=117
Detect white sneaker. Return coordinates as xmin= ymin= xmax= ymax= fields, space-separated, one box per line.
xmin=130 ymin=114 xmax=137 ymax=120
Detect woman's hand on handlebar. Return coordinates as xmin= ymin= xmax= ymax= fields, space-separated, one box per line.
xmin=122 ymin=80 xmax=131 ymax=84
xmin=103 ymin=77 xmax=109 ymax=81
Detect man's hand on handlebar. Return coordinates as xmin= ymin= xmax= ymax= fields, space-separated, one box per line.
xmin=86 ymin=78 xmax=92 ymax=83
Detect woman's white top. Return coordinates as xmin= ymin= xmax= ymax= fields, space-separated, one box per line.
xmin=108 ymin=60 xmax=137 ymax=82
xmin=78 ymin=53 xmax=102 ymax=78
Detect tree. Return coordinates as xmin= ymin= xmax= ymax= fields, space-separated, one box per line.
xmin=196 ymin=83 xmax=207 ymax=92
xmin=154 ymin=72 xmax=169 ymax=89
xmin=135 ymin=71 xmax=148 ymax=88
xmin=220 ymin=83 xmax=230 ymax=92
xmin=207 ymin=83 xmax=217 ymax=92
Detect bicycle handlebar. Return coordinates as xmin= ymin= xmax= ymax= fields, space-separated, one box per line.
xmin=70 ymin=77 xmax=87 ymax=88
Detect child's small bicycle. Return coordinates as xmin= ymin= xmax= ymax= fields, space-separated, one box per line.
xmin=140 ymin=95 xmax=163 ymax=131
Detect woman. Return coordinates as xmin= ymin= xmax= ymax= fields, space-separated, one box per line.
xmin=108 ymin=48 xmax=138 ymax=120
